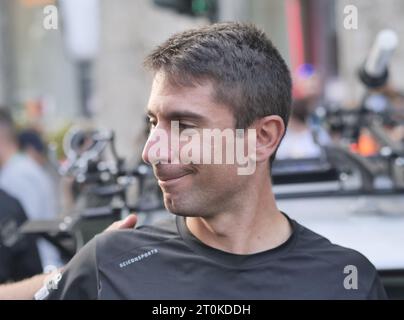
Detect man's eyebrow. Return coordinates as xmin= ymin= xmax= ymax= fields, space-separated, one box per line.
xmin=166 ymin=110 xmax=206 ymax=121
xmin=146 ymin=110 xmax=206 ymax=121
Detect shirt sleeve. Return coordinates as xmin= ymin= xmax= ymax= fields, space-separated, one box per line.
xmin=38 ymin=236 xmax=99 ymax=300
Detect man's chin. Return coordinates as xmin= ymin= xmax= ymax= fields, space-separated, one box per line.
xmin=163 ymin=195 xmax=184 ymax=215
xmin=163 ymin=196 xmax=201 ymax=217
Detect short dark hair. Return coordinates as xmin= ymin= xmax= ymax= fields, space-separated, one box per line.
xmin=144 ymin=22 xmax=292 ymax=163
xmin=19 ymin=129 xmax=46 ymax=154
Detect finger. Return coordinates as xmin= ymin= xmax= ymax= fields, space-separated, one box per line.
xmin=104 ymin=214 xmax=138 ymax=232
xmin=117 ymin=214 xmax=137 ymax=229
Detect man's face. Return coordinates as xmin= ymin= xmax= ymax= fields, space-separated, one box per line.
xmin=142 ymin=73 xmax=250 ymax=217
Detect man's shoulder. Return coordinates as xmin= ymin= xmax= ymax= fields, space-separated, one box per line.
xmin=291 ymin=220 xmax=386 ymax=298
xmin=1 ymin=155 xmax=43 ymax=184
xmin=42 ymin=217 xmax=181 ymax=300
xmin=294 ymin=220 xmax=378 ymax=275
xmin=0 ymin=189 xmax=25 ymax=219
xmin=93 ymin=217 xmax=180 ymax=263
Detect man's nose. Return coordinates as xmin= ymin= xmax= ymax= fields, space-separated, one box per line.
xmin=142 ymin=126 xmax=172 ymax=165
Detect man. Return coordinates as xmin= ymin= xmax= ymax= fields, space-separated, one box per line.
xmin=0 ymin=110 xmax=61 ymax=269
xmin=43 ymin=22 xmax=387 ymax=299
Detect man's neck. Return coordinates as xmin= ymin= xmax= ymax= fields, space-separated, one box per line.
xmin=185 ymin=175 xmax=292 ymax=255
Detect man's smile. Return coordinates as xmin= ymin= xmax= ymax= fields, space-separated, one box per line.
xmin=155 ymin=167 xmax=194 ymax=189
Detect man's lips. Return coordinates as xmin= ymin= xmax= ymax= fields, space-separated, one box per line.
xmin=156 ymin=172 xmax=191 ymax=189
xmin=156 ymin=171 xmax=190 ymax=182
xmin=154 ymin=166 xmax=195 ymax=189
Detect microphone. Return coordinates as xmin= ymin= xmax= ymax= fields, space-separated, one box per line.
xmin=359 ymin=29 xmax=399 ymax=88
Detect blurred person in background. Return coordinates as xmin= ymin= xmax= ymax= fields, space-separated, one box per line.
xmin=0 ymin=214 xmax=137 ymax=300
xmin=18 ymin=129 xmax=49 ymax=167
xmin=0 ymin=189 xmax=43 ymax=284
xmin=276 ymin=97 xmax=324 ymax=159
xmin=276 ymin=64 xmax=331 ymax=159
xmin=0 ymin=109 xmax=62 ymax=270
xmin=18 ymin=128 xmax=61 ymax=212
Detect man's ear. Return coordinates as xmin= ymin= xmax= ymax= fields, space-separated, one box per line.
xmin=253 ymin=115 xmax=285 ymax=162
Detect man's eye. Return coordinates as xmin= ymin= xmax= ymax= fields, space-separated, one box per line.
xmin=179 ymin=123 xmax=195 ymax=130
xmin=148 ymin=121 xmax=157 ymax=130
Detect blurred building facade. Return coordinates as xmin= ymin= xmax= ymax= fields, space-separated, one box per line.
xmin=0 ymin=0 xmax=15 ymax=106
xmin=0 ymin=0 xmax=80 ymax=131
xmin=1 ymin=0 xmax=404 ymax=162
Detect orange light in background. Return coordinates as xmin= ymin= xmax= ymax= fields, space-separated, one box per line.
xmin=358 ymin=132 xmax=379 ymax=156
xmin=25 ymin=99 xmax=43 ymax=122
xmin=20 ymin=0 xmax=55 ymax=8
xmin=350 ymin=131 xmax=379 ymax=157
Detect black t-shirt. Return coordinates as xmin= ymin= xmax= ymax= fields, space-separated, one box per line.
xmin=42 ymin=214 xmax=387 ymax=299
xmin=0 ymin=189 xmax=42 ymax=283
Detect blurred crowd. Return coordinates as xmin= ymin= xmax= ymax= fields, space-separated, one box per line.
xmin=0 ymin=108 xmax=62 ymax=284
